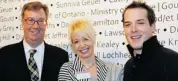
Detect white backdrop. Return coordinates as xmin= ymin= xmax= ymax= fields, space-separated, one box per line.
xmin=0 ymin=0 xmax=178 ymax=67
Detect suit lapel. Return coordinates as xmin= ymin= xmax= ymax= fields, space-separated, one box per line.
xmin=73 ymin=56 xmax=83 ymax=72
xmin=41 ymin=43 xmax=56 ymax=81
xmin=15 ymin=41 xmax=31 ymax=81
xmin=41 ymin=43 xmax=49 ymax=81
xmin=72 ymin=57 xmax=85 ymax=81
xmin=72 ymin=56 xmax=108 ymax=81
xmin=96 ymin=57 xmax=108 ymax=81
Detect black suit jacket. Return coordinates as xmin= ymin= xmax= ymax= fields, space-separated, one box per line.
xmin=0 ymin=41 xmax=69 ymax=81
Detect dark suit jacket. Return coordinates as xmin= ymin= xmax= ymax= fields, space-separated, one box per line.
xmin=0 ymin=41 xmax=69 ymax=81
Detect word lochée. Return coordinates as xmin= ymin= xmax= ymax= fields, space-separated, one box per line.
xmin=96 ymin=51 xmax=130 ymax=58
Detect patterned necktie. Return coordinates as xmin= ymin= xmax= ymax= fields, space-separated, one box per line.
xmin=28 ymin=49 xmax=39 ymax=81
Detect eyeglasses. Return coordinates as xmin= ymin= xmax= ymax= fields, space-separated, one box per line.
xmin=24 ymin=17 xmax=46 ymax=25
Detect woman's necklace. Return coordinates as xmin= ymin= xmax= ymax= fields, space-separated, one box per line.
xmin=85 ymin=63 xmax=94 ymax=70
xmin=84 ymin=61 xmax=95 ymax=70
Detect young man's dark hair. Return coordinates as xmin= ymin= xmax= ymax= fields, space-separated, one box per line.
xmin=122 ymin=1 xmax=156 ymax=26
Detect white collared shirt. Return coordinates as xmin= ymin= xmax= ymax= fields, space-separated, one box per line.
xmin=23 ymin=40 xmax=45 ymax=80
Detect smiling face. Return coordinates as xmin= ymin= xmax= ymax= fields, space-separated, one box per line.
xmin=123 ymin=8 xmax=156 ymax=53
xmin=22 ymin=9 xmax=47 ymax=47
xmin=71 ymin=31 xmax=94 ymax=59
xmin=69 ymin=19 xmax=96 ymax=58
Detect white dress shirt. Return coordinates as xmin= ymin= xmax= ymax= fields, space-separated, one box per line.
xmin=23 ymin=40 xmax=45 ymax=80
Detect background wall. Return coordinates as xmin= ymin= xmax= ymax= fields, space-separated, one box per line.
xmin=0 ymin=0 xmax=178 ymax=67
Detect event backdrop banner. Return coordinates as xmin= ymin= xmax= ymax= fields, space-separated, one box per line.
xmin=0 ymin=0 xmax=178 ymax=67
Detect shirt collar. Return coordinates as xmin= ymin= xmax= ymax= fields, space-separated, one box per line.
xmin=72 ymin=56 xmax=108 ymax=81
xmin=72 ymin=56 xmax=107 ymax=71
xmin=23 ymin=40 xmax=44 ymax=54
xmin=127 ymin=36 xmax=162 ymax=59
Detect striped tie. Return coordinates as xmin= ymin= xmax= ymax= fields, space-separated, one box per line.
xmin=28 ymin=49 xmax=39 ymax=81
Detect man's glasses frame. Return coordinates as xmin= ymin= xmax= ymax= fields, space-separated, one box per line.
xmin=23 ymin=18 xmax=46 ymax=25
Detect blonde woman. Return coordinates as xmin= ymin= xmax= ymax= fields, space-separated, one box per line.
xmin=58 ymin=19 xmax=123 ymax=81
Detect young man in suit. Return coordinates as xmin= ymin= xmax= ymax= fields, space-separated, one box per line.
xmin=0 ymin=1 xmax=69 ymax=81
xmin=122 ymin=1 xmax=178 ymax=81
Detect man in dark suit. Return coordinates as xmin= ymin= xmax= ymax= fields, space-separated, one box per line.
xmin=0 ymin=1 xmax=69 ymax=81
